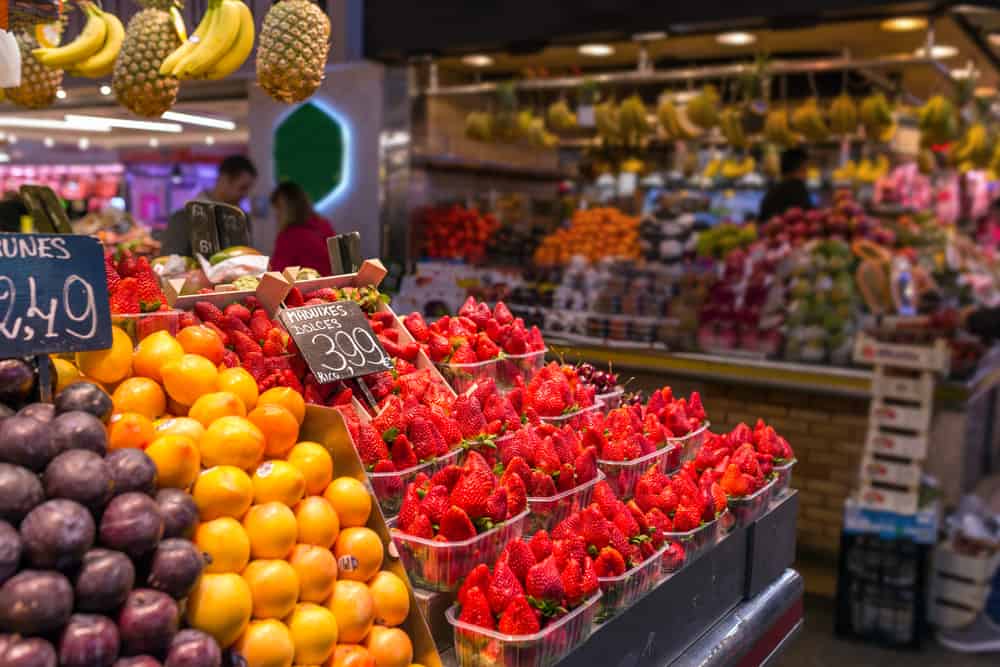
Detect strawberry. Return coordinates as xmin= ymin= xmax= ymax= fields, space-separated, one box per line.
xmin=231 ymin=331 xmax=263 ymax=361
xmin=500 ymin=456 xmax=532 ymax=488
xmin=458 ymin=564 xmax=491 ymax=607
xmin=373 ymin=396 xmax=404 ymax=438
xmin=580 ymin=556 xmax=599 ymax=597
xmin=408 ymin=418 xmax=447 ymax=461
xmin=494 ymin=302 xmax=515 ymax=326
xmin=645 ymin=508 xmax=672 ymax=545
xmin=224 ymin=303 xmax=252 ymax=323
xmin=116 ymin=250 xmax=139 ymax=277
xmin=529 ymin=530 xmax=552 ymax=562
xmin=428 ymin=332 xmax=451 ymax=362
xmin=711 ymin=482 xmax=728 ymax=515
xmin=556 ymin=463 xmax=576 ymax=492
xmin=560 ymin=558 xmax=585 ymax=606
xmin=498 ymin=595 xmax=540 ymax=635
xmin=593 ymin=547 xmax=627 ymax=578
xmin=502 ymin=471 xmax=527 ymax=517
xmin=450 ymin=343 xmax=478 ymax=365
xmin=453 ymin=395 xmax=487 ymax=440
xmin=249 ymin=312 xmax=272 ymax=342
xmin=552 ymin=535 xmax=587 ymax=570
xmin=439 ymin=506 xmax=477 ymax=540
xmin=551 ymin=512 xmax=583 ymax=541
xmin=485 ymin=319 xmax=505 ymax=344
xmin=193 ymin=301 xmax=225 ymax=326
xmin=398 ymin=485 xmax=421 ymax=531
xmin=532 ymin=381 xmax=568 ymax=417
xmin=110 ymin=278 xmax=140 ymax=314
xmin=527 ymin=326 xmax=545 ymax=351
xmin=579 ymin=507 xmax=611 ymax=551
xmin=428 ymin=409 xmax=462 ymax=448
xmin=419 ymin=484 xmax=450 ymax=524
xmin=484 ymin=486 xmax=507 ymax=524
xmin=429 ymin=465 xmax=463 ymax=491
xmin=464 ymin=450 xmax=492 ymax=474
xmin=179 ymin=311 xmax=198 ymax=328
xmin=529 ymin=471 xmax=557 ymax=497
xmin=449 ymin=468 xmax=495 ymax=518
xmin=500 ymin=431 xmax=536 ymax=468
xmin=613 ymin=510 xmax=640 ymax=538
xmin=104 ymin=252 xmax=121 ymax=294
xmin=221 ymin=350 xmax=240 ymax=369
xmin=534 ymin=438 xmax=561 ymax=475
xmin=356 ymin=424 xmax=389 ymax=466
xmin=672 ymin=504 xmax=702 ymax=532
xmin=487 ymin=559 xmax=523 ymax=614
xmin=484 ymin=394 xmax=521 ymax=432
xmin=457 ymin=586 xmax=494 ymax=629
xmin=504 ymin=327 xmax=528 ymax=355
xmin=475 ymin=335 xmax=501 ymax=361
xmin=407 ymin=513 xmax=434 ymax=538
xmin=502 ymin=539 xmax=536 ymax=582
xmin=687 ymin=391 xmax=706 ymax=423
xmin=525 ymin=556 xmax=564 ymax=603
xmin=626 ymin=501 xmax=650 ymax=533
xmin=403 ymin=312 xmax=431 ymax=342
xmin=285 ymin=287 xmax=304 ymax=307
xmin=574 ymin=447 xmax=598 ymax=483
xmin=720 ymin=463 xmax=751 ymax=497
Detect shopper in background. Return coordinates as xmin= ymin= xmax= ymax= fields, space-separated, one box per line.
xmin=268 ymin=181 xmax=335 ymax=275
xmin=161 ymin=154 xmax=258 ymax=257
xmin=759 ymin=147 xmax=813 ymax=222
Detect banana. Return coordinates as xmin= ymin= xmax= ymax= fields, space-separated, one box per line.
xmin=719 ymin=107 xmax=747 ymax=148
xmin=791 ymin=98 xmax=829 ymax=142
xmin=34 ymin=3 xmax=107 ymax=68
xmin=161 ymin=3 xmax=215 ymax=76
xmin=829 ymin=93 xmax=857 ymax=135
xmin=176 ymin=0 xmax=241 ymax=78
xmin=205 ymin=0 xmax=254 ymax=79
xmin=764 ymin=108 xmax=797 ymax=147
xmin=72 ymin=11 xmax=125 ymax=78
xmin=687 ymin=86 xmax=720 ymax=130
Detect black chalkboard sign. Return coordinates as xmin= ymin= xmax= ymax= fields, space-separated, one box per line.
xmin=278 ymin=301 xmax=393 ymax=383
xmin=215 ymin=203 xmax=250 ymax=249
xmin=0 ymin=233 xmax=112 ymax=355
xmin=186 ymin=200 xmax=219 ymax=258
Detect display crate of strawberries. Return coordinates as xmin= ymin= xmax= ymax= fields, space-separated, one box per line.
xmin=105 ymin=248 xmax=185 ymax=344
xmin=526 ymin=472 xmax=604 ymax=536
xmin=726 ymin=477 xmax=776 ymax=528
xmin=596 ymin=541 xmax=670 ymax=622
xmin=597 ymin=446 xmax=680 ymax=502
xmin=772 ymin=458 xmax=797 ymax=498
xmin=669 ymin=421 xmax=712 ymax=463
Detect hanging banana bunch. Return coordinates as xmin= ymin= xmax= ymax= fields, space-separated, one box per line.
xmin=32 ymin=2 xmax=124 ymax=78
xmin=546 ymin=99 xmax=577 ymax=132
xmin=950 ymin=123 xmax=992 ymax=171
xmin=829 ymin=93 xmax=858 ymax=136
xmin=686 ymin=85 xmax=720 ymax=130
xmin=618 ymin=94 xmax=649 ymax=148
xmin=791 ymin=98 xmax=830 ymax=143
xmin=764 ymin=107 xmax=798 ymax=146
xmin=762 ymin=145 xmax=781 ymax=178
xmin=464 ymin=111 xmax=493 ymax=142
xmin=918 ymin=95 xmax=959 ymax=146
xmin=718 ymin=106 xmax=748 ymax=148
xmin=595 ymin=99 xmax=622 ymax=146
xmin=918 ymin=148 xmax=936 ymax=175
xmin=656 ymin=96 xmax=700 ymax=141
xmin=859 ymin=92 xmax=895 ymax=142
xmin=160 ymin=0 xmax=255 ymax=80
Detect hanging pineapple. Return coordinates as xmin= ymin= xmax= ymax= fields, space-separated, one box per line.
xmin=257 ymin=0 xmax=331 ymax=103
xmin=112 ymin=0 xmax=183 ymax=117
xmin=5 ymin=33 xmax=63 ymax=109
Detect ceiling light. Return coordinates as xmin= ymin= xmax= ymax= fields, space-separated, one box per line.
xmin=460 ymin=54 xmax=494 ymax=67
xmin=43 ymin=137 xmax=54 ymax=148
xmin=149 ymin=138 xmax=159 ymax=148
xmin=0 ymin=153 xmax=9 ymax=164
xmin=204 ymin=135 xmax=215 ymax=145
xmin=975 ymin=86 xmax=998 ymax=97
xmin=716 ymin=31 xmax=755 ymax=46
xmin=77 ymin=138 xmax=89 ymax=150
xmin=952 ymin=68 xmax=975 ymax=79
xmin=880 ymin=17 xmax=928 ymax=32
xmin=7 ymin=135 xmax=16 ymax=144
xmin=633 ymin=31 xmax=667 ymax=41
xmin=55 ymin=88 xmax=66 ymax=100
xmin=915 ymin=44 xmax=959 ymax=59
xmin=65 ymin=114 xmax=182 ymax=133
xmin=161 ymin=111 xmax=236 ymax=130
xmin=0 ymin=117 xmax=110 ymax=132
xmin=99 ymin=84 xmax=111 ymax=96
xmin=578 ymin=43 xmax=615 ymax=57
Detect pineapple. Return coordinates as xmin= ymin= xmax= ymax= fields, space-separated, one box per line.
xmin=256 ymin=0 xmax=330 ymax=103
xmin=5 ymin=33 xmax=63 ymax=109
xmin=112 ymin=0 xmax=181 ymax=117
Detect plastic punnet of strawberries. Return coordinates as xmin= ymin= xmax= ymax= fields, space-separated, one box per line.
xmin=691 ymin=420 xmax=794 ymax=500
xmin=106 ymin=249 xmax=170 ymax=314
xmin=516 ymin=362 xmax=597 ymax=419
xmin=645 ymin=386 xmax=708 ymax=438
xmin=495 ymin=424 xmax=598 ymax=497
xmin=577 ymin=405 xmax=671 ymax=463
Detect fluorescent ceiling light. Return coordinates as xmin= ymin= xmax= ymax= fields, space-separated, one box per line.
xmin=65 ymin=114 xmax=182 ymax=133
xmin=951 ymin=68 xmax=974 ymax=79
xmin=205 ymin=135 xmax=215 ymax=145
xmin=975 ymin=86 xmax=997 ymax=97
xmin=149 ymin=138 xmax=159 ymax=147
xmin=915 ymin=44 xmax=958 ymax=59
xmin=717 ymin=31 xmax=755 ymax=46
xmin=77 ymin=138 xmax=89 ymax=150
xmin=880 ymin=17 xmax=927 ymax=32
xmin=460 ymin=54 xmax=494 ymax=67
xmin=578 ymin=43 xmax=614 ymax=57
xmin=0 ymin=117 xmax=111 ymax=132
xmin=633 ymin=31 xmax=667 ymax=41
xmin=161 ymin=111 xmax=236 ymax=130
xmin=43 ymin=137 xmax=54 ymax=147
xmin=99 ymin=85 xmax=111 ymax=96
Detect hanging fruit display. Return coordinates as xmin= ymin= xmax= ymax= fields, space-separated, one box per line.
xmin=5 ymin=33 xmax=63 ymax=108
xmin=791 ymin=97 xmax=830 ymax=143
xmin=685 ymin=85 xmax=720 ymax=130
xmin=829 ymin=93 xmax=858 ymax=136
xmin=859 ymin=92 xmax=895 ymax=142
xmin=256 ymin=0 xmax=331 ymax=103
xmin=32 ymin=2 xmax=124 ymax=78
xmin=763 ymin=107 xmax=797 ymax=147
xmin=112 ymin=0 xmax=184 ymax=117
xmin=918 ymin=95 xmax=959 ymax=146
xmin=160 ymin=0 xmax=255 ymax=81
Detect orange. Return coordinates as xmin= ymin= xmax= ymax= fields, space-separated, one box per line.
xmin=367 ymin=572 xmax=409 ymax=627
xmin=323 ymin=478 xmax=372 ymax=528
xmin=218 ymin=367 xmax=259 ymax=410
xmin=194 ymin=517 xmax=251 ymax=573
xmin=76 ymin=326 xmax=132 ymax=384
xmin=200 ymin=416 xmax=266 ymax=470
xmin=242 ymin=559 xmax=300 ymax=619
xmin=253 ymin=460 xmax=306 ymax=507
xmin=294 ymin=496 xmax=339 ymax=548
xmin=132 ymin=330 xmax=185 ymax=382
xmin=145 ymin=434 xmax=200 ymax=489
xmin=289 ymin=544 xmax=338 ymax=603
xmin=286 ymin=603 xmax=338 ymax=664
xmin=112 ymin=377 xmax=167 ymax=419
xmin=177 ymin=325 xmax=225 ymax=365
xmin=333 ymin=528 xmax=383 ymax=583
xmin=326 ymin=645 xmax=375 ymax=667
xmin=286 ymin=442 xmax=334 ymax=496
xmin=243 ymin=502 xmax=298 ymax=559
xmin=107 ymin=412 xmax=155 ymax=450
xmin=257 ymin=387 xmax=306 ymax=424
xmin=192 ymin=465 xmax=254 ymax=520
xmin=153 ymin=416 xmax=205 ymax=443
xmin=248 ymin=404 xmax=300 ymax=458
xmin=189 ymin=391 xmax=248 ymax=427
xmin=161 ymin=353 xmax=219 ymax=406
xmin=364 ymin=627 xmax=412 ymax=667
xmin=233 ymin=619 xmax=295 ymax=667
xmin=327 ymin=580 xmax=375 ymax=644
xmin=51 ymin=357 xmax=84 ymax=394
xmin=186 ymin=572 xmax=253 ymax=648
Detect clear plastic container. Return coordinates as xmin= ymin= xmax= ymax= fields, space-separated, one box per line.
xmin=500 ymin=348 xmax=547 ymax=388
xmin=660 ymin=512 xmax=723 ymax=576
xmin=668 ymin=421 xmax=710 ymax=463
xmin=771 ymin=459 xmax=796 ymax=499
xmin=390 ymin=509 xmax=529 ymax=592
xmin=727 ymin=478 xmax=776 ymax=528
xmin=595 ymin=389 xmax=624 ymax=412
xmin=597 ymin=443 xmax=680 ymax=499
xmin=367 ymin=448 xmax=463 ymax=519
xmin=113 ymin=310 xmax=181 ymax=346
xmin=596 ymin=541 xmax=669 ymax=622
xmin=435 ymin=357 xmax=503 ymax=395
xmin=538 ymin=401 xmax=604 ymax=429
xmin=446 ymin=591 xmax=600 ymax=667
xmin=526 ymin=471 xmax=604 ymax=535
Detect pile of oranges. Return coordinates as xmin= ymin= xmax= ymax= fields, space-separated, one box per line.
xmin=532 ymin=206 xmax=640 ymax=267
xmin=63 ymin=325 xmax=422 ymax=667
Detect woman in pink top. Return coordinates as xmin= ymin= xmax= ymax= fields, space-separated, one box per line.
xmin=269 ymin=182 xmax=335 ymax=274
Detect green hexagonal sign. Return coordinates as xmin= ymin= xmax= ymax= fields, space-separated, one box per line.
xmin=273 ymin=101 xmax=346 ymax=205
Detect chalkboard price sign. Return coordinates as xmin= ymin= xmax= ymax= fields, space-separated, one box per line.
xmin=278 ymin=301 xmax=393 ymax=383
xmin=0 ymin=233 xmax=112 ymax=356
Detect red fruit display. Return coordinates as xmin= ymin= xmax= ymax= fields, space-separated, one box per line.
xmin=414 ymin=204 xmax=499 ymax=261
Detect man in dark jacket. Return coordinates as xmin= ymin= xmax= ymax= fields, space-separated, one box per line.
xmin=759 ymin=148 xmax=813 ymax=222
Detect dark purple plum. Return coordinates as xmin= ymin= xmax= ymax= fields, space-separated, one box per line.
xmin=50 ymin=411 xmax=108 ymax=457
xmin=105 ymin=450 xmax=157 ymax=496
xmin=145 ymin=539 xmax=203 ymax=600
xmin=0 ymin=463 xmax=44 ymax=524
xmin=100 ymin=493 xmax=163 ymax=559
xmin=0 ymin=416 xmax=56 ymax=471
xmin=155 ymin=490 xmax=198 ymax=540
xmin=17 ymin=403 xmax=54 ymax=424
xmin=44 ymin=450 xmax=113 ymax=511
xmin=165 ymin=630 xmax=221 ymax=667
xmin=117 ymin=589 xmax=178 ymax=658
xmin=55 ymin=382 xmax=113 ymax=422
xmin=0 ymin=360 xmax=34 ymax=406
xmin=58 ymin=614 xmax=120 ymax=667
xmin=113 ymin=657 xmax=162 ymax=667
xmin=0 ymin=636 xmax=57 ymax=667
xmin=0 ymin=570 xmax=73 ymax=634
xmin=19 ymin=499 xmax=94 ymax=571
xmin=0 ymin=520 xmax=21 ymax=584
xmin=74 ymin=548 xmax=135 ymax=614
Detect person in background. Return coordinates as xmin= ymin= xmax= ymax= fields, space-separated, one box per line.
xmin=161 ymin=154 xmax=258 ymax=257
xmin=268 ymin=181 xmax=335 ymax=275
xmin=758 ymin=147 xmax=813 ymax=222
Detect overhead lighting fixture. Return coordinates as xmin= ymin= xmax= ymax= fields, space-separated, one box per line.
xmin=0 ymin=153 xmax=9 ymax=163
xmin=578 ymin=43 xmax=614 ymax=57
xmin=975 ymin=85 xmax=998 ymax=97
xmin=149 ymin=138 xmax=159 ymax=148
xmin=99 ymin=84 xmax=111 ymax=96
xmin=0 ymin=117 xmax=110 ymax=132
xmin=43 ymin=137 xmax=54 ymax=148
xmin=77 ymin=137 xmax=89 ymax=150
xmin=881 ymin=17 xmax=928 ymax=32
xmin=633 ymin=31 xmax=667 ymax=41
xmin=915 ymin=44 xmax=959 ymax=59
xmin=161 ymin=111 xmax=237 ymax=130
xmin=65 ymin=114 xmax=182 ymax=133
xmin=204 ymin=135 xmax=215 ymax=145
xmin=460 ymin=54 xmax=494 ymax=67
xmin=716 ymin=31 xmax=755 ymax=46
xmin=952 ymin=68 xmax=974 ymax=79
xmin=55 ymin=88 xmax=66 ymax=100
